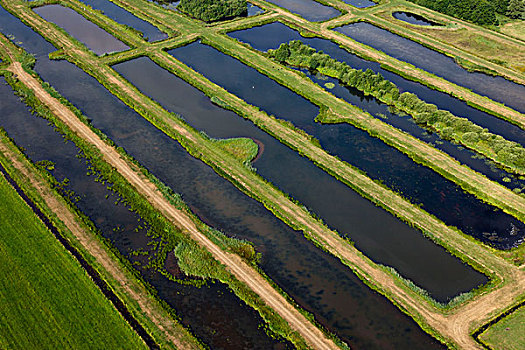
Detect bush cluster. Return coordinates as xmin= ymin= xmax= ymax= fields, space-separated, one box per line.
xmin=271 ymin=41 xmax=525 ymax=173
xmin=178 ymin=0 xmax=247 ymax=22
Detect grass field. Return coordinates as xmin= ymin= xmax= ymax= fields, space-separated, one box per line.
xmin=479 ymin=306 xmax=525 ymax=350
xmin=375 ymin=10 xmax=525 ymax=74
xmin=0 ymin=173 xmax=146 ymax=350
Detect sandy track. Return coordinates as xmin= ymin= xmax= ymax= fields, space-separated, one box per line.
xmin=6 ymin=60 xmax=339 ymax=350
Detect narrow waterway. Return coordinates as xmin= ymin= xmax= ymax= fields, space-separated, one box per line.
xmin=334 ymin=22 xmax=525 ymax=114
xmin=77 ymin=0 xmax=168 ymax=42
xmin=33 ymin=4 xmax=129 ymax=55
xmin=264 ymin=0 xmax=340 ymax=22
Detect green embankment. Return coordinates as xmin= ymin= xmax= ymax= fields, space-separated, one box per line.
xmin=0 ymin=173 xmax=146 ymax=350
xmin=479 ymin=306 xmax=525 ymax=350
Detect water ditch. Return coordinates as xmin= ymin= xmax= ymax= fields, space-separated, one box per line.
xmin=168 ymin=41 xmax=524 ymax=250
xmin=392 ymin=12 xmax=441 ymax=26
xmin=334 ymin=22 xmax=525 ymax=114
xmin=33 ymin=4 xmax=129 ymax=55
xmin=264 ymin=0 xmax=340 ymax=22
xmin=0 ymin=77 xmax=289 ymax=350
xmin=76 ymin=0 xmax=168 ymax=42
xmin=340 ymin=0 xmax=377 ymax=8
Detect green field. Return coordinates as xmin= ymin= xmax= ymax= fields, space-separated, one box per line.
xmin=479 ymin=306 xmax=525 ymax=350
xmin=0 ymin=173 xmax=146 ymax=350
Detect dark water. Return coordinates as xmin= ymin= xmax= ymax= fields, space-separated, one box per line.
xmin=33 ymin=4 xmax=129 ymax=55
xmin=341 ymin=0 xmax=376 ymax=8
xmin=229 ymin=22 xmax=525 ymax=147
xmin=77 ymin=0 xmax=168 ymax=42
xmin=0 ymin=4 xmax=56 ymax=57
xmin=114 ymin=56 xmax=487 ymax=301
xmin=392 ymin=12 xmax=440 ymax=26
xmin=264 ymin=0 xmax=340 ymax=22
xmin=247 ymin=3 xmax=264 ymax=16
xmin=168 ymin=41 xmax=525 ymax=250
xmin=33 ymin=57 xmax=447 ymax=349
xmin=302 ymin=70 xmax=525 ymax=192
xmin=0 ymin=78 xmax=286 ymax=350
xmin=334 ymin=22 xmax=525 ymax=114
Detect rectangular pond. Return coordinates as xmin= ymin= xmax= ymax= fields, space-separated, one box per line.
xmin=33 ymin=4 xmax=129 ymax=55
xmin=341 ymin=0 xmax=377 ymax=8
xmin=334 ymin=22 xmax=525 ymax=114
xmin=77 ymin=0 xmax=168 ymax=42
xmin=264 ymin=0 xmax=340 ymax=22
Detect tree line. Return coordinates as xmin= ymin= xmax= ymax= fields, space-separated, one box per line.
xmin=270 ymin=40 xmax=525 ymax=174
xmin=406 ymin=0 xmax=524 ymax=25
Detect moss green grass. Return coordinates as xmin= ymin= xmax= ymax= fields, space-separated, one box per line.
xmin=0 ymin=173 xmax=146 ymax=350
xmin=478 ymin=306 xmax=525 ymax=350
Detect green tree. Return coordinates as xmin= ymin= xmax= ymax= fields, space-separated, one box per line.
xmin=507 ymin=0 xmax=525 ymax=19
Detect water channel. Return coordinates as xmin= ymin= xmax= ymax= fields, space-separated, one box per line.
xmin=33 ymin=4 xmax=129 ymax=55
xmin=264 ymin=0 xmax=340 ymax=22
xmin=334 ymin=22 xmax=525 ymax=114
xmin=392 ymin=12 xmax=440 ymax=26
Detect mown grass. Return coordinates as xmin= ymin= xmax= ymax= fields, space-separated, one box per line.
xmin=479 ymin=306 xmax=525 ymax=350
xmin=500 ymin=20 xmax=525 ymax=43
xmin=0 ymin=173 xmax=146 ymax=350
xmin=378 ymin=10 xmax=525 ymax=74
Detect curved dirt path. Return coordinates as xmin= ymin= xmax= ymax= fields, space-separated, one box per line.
xmin=7 ymin=60 xmax=339 ymax=350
